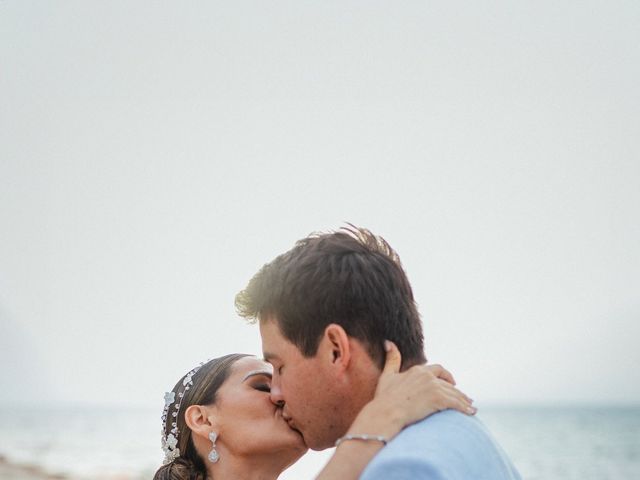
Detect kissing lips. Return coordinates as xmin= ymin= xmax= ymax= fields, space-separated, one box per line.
xmin=283 ymin=414 xmax=296 ymax=430
xmin=276 ymin=409 xmax=296 ymax=428
xmin=281 ymin=412 xmax=304 ymax=438
xmin=276 ymin=408 xmax=305 ymax=443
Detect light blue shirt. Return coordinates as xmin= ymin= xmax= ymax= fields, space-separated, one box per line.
xmin=360 ymin=410 xmax=521 ymax=479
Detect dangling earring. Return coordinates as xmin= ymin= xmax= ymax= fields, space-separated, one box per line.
xmin=208 ymin=431 xmax=219 ymax=463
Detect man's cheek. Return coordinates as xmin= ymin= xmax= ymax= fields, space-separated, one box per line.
xmin=282 ymin=379 xmax=298 ymax=399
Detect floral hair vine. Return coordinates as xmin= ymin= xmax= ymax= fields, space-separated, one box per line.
xmin=161 ymin=360 xmax=209 ymax=464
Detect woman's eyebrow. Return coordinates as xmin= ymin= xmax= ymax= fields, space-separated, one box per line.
xmin=242 ymin=370 xmax=273 ymax=382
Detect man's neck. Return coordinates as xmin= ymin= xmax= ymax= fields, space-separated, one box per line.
xmin=334 ymin=343 xmax=384 ymax=438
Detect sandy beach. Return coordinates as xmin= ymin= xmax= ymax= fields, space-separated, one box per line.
xmin=0 ymin=456 xmax=146 ymax=480
xmin=0 ymin=457 xmax=68 ymax=480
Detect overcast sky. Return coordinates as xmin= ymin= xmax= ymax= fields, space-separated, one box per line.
xmin=1 ymin=1 xmax=639 ymax=410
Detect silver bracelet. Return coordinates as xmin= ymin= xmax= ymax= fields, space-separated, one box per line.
xmin=335 ymin=433 xmax=388 ymax=448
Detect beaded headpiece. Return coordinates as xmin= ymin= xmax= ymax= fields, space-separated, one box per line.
xmin=160 ymin=361 xmax=208 ymax=464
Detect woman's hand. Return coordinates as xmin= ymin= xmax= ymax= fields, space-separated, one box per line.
xmin=370 ymin=340 xmax=476 ymax=430
xmin=315 ymin=342 xmax=475 ymax=480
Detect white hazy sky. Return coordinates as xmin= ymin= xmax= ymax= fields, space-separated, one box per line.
xmin=1 ymin=1 xmax=639 ymax=410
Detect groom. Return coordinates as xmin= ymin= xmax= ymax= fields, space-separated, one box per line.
xmin=236 ymin=225 xmax=521 ymax=478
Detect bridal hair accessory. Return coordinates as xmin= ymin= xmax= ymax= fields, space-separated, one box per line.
xmin=335 ymin=433 xmax=388 ymax=448
xmin=208 ymin=431 xmax=220 ymax=463
xmin=161 ymin=361 xmax=208 ymax=464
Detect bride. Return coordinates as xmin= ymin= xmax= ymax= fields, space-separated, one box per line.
xmin=154 ymin=342 xmax=475 ymax=480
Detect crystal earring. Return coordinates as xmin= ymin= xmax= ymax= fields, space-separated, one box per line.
xmin=208 ymin=431 xmax=219 ymax=463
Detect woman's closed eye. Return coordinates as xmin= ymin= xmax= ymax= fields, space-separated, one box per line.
xmin=254 ymin=383 xmax=271 ymax=393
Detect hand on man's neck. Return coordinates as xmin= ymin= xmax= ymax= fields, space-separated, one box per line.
xmin=338 ymin=338 xmax=386 ymax=426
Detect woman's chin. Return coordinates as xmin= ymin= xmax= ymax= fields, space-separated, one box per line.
xmin=285 ymin=427 xmax=309 ymax=456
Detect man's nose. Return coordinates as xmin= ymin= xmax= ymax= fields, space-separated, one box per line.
xmin=270 ymin=383 xmax=285 ymax=407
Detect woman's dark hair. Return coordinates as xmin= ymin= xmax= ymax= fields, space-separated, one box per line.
xmin=153 ymin=354 xmax=250 ymax=480
xmin=235 ymin=225 xmax=426 ymax=371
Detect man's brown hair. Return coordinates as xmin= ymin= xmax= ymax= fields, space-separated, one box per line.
xmin=235 ymin=225 xmax=426 ymax=370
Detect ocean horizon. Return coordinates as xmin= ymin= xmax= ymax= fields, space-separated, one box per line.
xmin=0 ymin=404 xmax=638 ymax=479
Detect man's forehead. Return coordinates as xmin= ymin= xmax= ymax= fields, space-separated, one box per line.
xmin=259 ymin=319 xmax=303 ymax=363
xmin=259 ymin=315 xmax=284 ymax=338
xmin=259 ymin=318 xmax=282 ymax=357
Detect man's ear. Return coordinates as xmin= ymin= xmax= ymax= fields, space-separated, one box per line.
xmin=184 ymin=404 xmax=218 ymax=440
xmin=322 ymin=323 xmax=351 ymax=370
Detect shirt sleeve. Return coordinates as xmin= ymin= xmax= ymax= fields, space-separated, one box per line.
xmin=360 ymin=456 xmax=449 ymax=480
xmin=360 ymin=411 xmax=522 ymax=480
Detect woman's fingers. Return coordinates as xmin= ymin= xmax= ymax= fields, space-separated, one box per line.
xmin=382 ymin=340 xmax=402 ymax=375
xmin=437 ymin=380 xmax=474 ymax=406
xmin=426 ymin=364 xmax=456 ymax=385
xmin=432 ymin=380 xmax=476 ymax=415
xmin=440 ymin=393 xmax=477 ymax=415
xmin=378 ymin=352 xmax=476 ymax=421
xmin=445 ymin=391 xmax=477 ymax=415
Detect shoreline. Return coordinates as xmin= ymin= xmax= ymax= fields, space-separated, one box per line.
xmin=0 ymin=455 xmax=151 ymax=480
xmin=0 ymin=457 xmax=68 ymax=480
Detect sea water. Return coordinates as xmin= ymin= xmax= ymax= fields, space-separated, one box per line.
xmin=0 ymin=405 xmax=638 ymax=479
xmin=480 ymin=406 xmax=640 ymax=479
